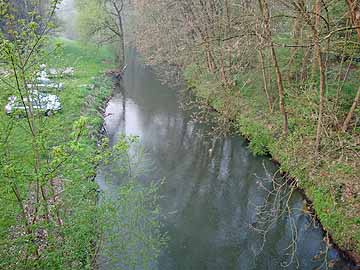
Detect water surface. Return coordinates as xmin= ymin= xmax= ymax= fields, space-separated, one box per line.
xmin=98 ymin=51 xmax=352 ymax=270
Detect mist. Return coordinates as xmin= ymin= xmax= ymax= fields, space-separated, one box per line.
xmin=57 ymin=0 xmax=78 ymax=39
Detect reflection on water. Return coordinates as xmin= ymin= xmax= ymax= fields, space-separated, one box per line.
xmin=98 ymin=49 xmax=353 ymax=270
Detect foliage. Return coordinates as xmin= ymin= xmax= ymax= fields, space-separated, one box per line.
xmin=99 ymin=180 xmax=167 ymax=270
xmin=75 ymin=0 xmax=127 ymax=66
xmin=0 ymin=18 xmax=115 ymax=268
xmin=130 ymin=0 xmax=360 ymax=256
xmin=237 ymin=117 xmax=272 ymax=156
xmin=75 ymin=0 xmax=108 ymax=41
xmin=96 ymin=135 xmax=167 ymax=270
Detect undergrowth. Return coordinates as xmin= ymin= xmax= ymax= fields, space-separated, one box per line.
xmin=184 ymin=61 xmax=360 ymax=257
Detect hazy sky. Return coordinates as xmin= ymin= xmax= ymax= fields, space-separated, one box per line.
xmin=58 ymin=0 xmax=78 ymax=39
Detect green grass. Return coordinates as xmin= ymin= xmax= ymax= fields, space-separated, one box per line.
xmin=0 ymin=38 xmax=115 ymax=269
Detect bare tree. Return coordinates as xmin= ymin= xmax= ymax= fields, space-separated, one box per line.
xmin=258 ymin=0 xmax=288 ymax=135
xmin=342 ymin=0 xmax=360 ymax=131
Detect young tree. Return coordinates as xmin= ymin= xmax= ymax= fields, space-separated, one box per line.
xmin=313 ymin=0 xmax=326 ymax=153
xmin=258 ymin=0 xmax=289 ymax=135
xmin=342 ymin=0 xmax=360 ymax=131
xmin=76 ymin=0 xmax=126 ymax=67
xmin=0 ymin=1 xmax=103 ymax=268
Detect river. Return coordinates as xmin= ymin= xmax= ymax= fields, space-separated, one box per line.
xmin=96 ymin=50 xmax=354 ymax=270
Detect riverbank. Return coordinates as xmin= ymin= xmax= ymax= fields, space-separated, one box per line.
xmin=184 ymin=65 xmax=360 ymax=263
xmin=0 ymin=38 xmax=115 ymax=268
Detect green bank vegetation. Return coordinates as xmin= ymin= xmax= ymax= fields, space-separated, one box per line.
xmin=130 ymin=0 xmax=360 ymax=260
xmin=0 ymin=33 xmax=114 ymax=267
xmin=0 ymin=5 xmax=115 ymax=268
xmin=0 ymin=1 xmax=166 ymax=268
xmin=2 ymin=0 xmax=360 ymax=268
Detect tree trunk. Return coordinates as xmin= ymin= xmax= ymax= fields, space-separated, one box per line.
xmin=342 ymin=87 xmax=360 ymax=132
xmin=311 ymin=0 xmax=322 ymax=80
xmin=300 ymin=46 xmax=311 ymax=83
xmin=287 ymin=0 xmax=305 ymax=82
xmin=258 ymin=49 xmax=273 ymax=112
xmin=259 ymin=0 xmax=288 ymax=135
xmin=314 ymin=0 xmax=326 ymax=154
xmin=111 ymin=0 xmax=125 ymax=67
xmin=205 ymin=43 xmax=217 ymax=73
xmin=341 ymin=1 xmax=360 ymax=132
xmin=346 ymin=0 xmax=360 ymax=39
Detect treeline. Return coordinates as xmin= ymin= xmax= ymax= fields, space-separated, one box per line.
xmin=133 ymin=0 xmax=359 ymax=136
xmin=0 ymin=0 xmax=49 ymax=36
xmin=129 ymin=0 xmax=360 ymax=258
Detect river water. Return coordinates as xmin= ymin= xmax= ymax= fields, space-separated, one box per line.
xmin=97 ymin=51 xmax=353 ymax=270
